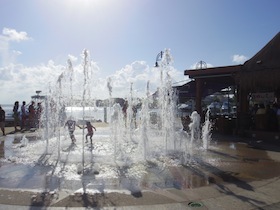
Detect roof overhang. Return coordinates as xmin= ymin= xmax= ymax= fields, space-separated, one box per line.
xmin=184 ymin=65 xmax=242 ymax=79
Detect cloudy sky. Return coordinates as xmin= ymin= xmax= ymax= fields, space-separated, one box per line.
xmin=0 ymin=0 xmax=279 ymax=104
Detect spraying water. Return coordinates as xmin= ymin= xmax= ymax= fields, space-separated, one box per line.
xmin=4 ymin=49 xmax=212 ymax=193
xmin=189 ymin=111 xmax=201 ymax=147
xmin=202 ymin=109 xmax=212 ymax=149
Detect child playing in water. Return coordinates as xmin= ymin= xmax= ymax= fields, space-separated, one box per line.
xmin=80 ymin=121 xmax=96 ymax=144
xmin=64 ymin=118 xmax=79 ymax=143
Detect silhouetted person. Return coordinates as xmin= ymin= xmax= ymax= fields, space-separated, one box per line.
xmin=256 ymin=103 xmax=266 ymax=115
xmin=251 ymin=103 xmax=259 ymax=115
xmin=0 ymin=106 xmax=6 ymax=136
xmin=266 ymin=104 xmax=278 ymax=131
xmin=122 ymin=100 xmax=128 ymax=125
xmin=35 ymin=102 xmax=42 ymax=128
xmin=20 ymin=101 xmax=27 ymax=131
xmin=13 ymin=101 xmax=20 ymax=132
xmin=132 ymin=105 xmax=137 ymax=128
xmin=28 ymin=101 xmax=35 ymax=129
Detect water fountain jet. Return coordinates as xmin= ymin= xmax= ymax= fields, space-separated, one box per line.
xmin=3 ymin=49 xmax=212 ymax=194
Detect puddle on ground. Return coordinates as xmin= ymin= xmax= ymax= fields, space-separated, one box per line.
xmin=1 ymin=134 xmax=280 ymax=192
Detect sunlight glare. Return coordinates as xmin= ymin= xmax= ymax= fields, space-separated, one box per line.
xmin=66 ymin=0 xmax=107 ymax=11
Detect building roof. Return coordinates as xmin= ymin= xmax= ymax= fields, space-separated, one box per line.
xmin=239 ymin=32 xmax=280 ymax=91
xmin=243 ymin=32 xmax=280 ymax=71
xmin=184 ymin=65 xmax=241 ymax=79
xmin=183 ymin=32 xmax=280 ymax=93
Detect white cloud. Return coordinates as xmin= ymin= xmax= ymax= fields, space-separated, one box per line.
xmin=2 ymin=28 xmax=30 ymax=42
xmin=232 ymin=54 xmax=247 ymax=64
xmin=68 ymin=54 xmax=78 ymax=62
xmin=0 ymin=54 xmax=185 ymax=104
xmin=12 ymin=50 xmax=22 ymax=56
xmin=0 ymin=27 xmax=31 ymax=66
xmin=0 ymin=61 xmax=64 ymax=104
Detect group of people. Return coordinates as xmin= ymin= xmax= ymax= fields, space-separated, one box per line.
xmin=0 ymin=101 xmax=42 ymax=136
xmin=251 ymin=102 xmax=280 ymax=131
xmin=13 ymin=100 xmax=42 ymax=132
xmin=122 ymin=100 xmax=138 ymax=128
xmin=0 ymin=100 xmax=97 ymax=146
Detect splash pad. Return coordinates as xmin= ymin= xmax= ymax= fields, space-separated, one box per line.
xmin=1 ymin=49 xmax=212 ymax=194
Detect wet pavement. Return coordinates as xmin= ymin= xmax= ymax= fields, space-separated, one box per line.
xmin=1 ymin=127 xmax=280 ymax=209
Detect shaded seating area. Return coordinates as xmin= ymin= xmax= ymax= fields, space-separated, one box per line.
xmin=182 ymin=31 xmax=280 ymax=138
xmin=254 ymin=114 xmax=268 ymax=130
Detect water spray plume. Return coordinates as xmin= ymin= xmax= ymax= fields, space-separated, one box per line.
xmin=5 ymin=49 xmax=212 ymax=194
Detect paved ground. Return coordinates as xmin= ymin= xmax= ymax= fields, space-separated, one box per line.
xmin=1 ymin=126 xmax=280 ymax=210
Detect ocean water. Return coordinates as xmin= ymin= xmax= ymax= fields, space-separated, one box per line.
xmin=1 ymin=104 xmax=13 ymax=122
xmin=1 ymin=104 xmax=109 ymax=123
xmin=65 ymin=106 xmax=109 ymax=122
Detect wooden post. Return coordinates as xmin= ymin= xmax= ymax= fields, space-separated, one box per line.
xmin=195 ymin=78 xmax=203 ymax=115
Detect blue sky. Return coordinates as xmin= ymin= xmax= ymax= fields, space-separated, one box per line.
xmin=0 ymin=0 xmax=279 ymax=104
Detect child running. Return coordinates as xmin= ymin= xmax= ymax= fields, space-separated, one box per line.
xmin=64 ymin=118 xmax=79 ymax=143
xmin=81 ymin=121 xmax=96 ymax=144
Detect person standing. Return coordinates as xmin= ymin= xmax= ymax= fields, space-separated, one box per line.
xmin=256 ymin=103 xmax=266 ymax=115
xmin=35 ymin=102 xmax=42 ymax=128
xmin=0 ymin=106 xmax=6 ymax=136
xmin=20 ymin=101 xmax=27 ymax=131
xmin=276 ymin=103 xmax=280 ymax=132
xmin=28 ymin=101 xmax=35 ymax=129
xmin=13 ymin=101 xmax=20 ymax=132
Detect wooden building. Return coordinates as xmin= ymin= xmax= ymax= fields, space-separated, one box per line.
xmin=183 ymin=32 xmax=280 ymax=135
